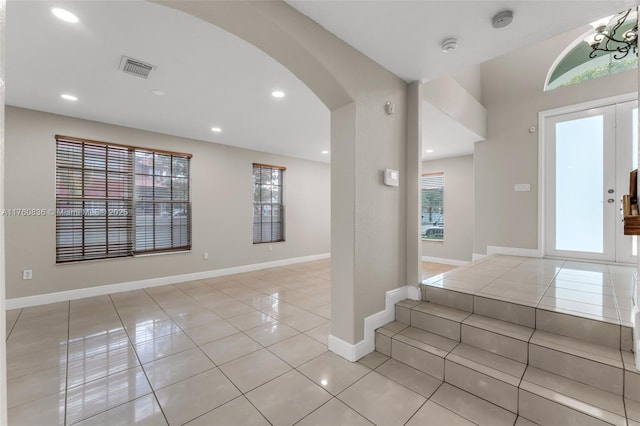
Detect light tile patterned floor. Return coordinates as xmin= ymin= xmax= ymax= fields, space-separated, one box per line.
xmin=424 ymin=256 xmax=637 ymax=327
xmin=5 ymin=257 xmax=637 ymax=425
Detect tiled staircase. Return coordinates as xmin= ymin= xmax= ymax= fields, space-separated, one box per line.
xmin=375 ymin=287 xmax=640 ymax=425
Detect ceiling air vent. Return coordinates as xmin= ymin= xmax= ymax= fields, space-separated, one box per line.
xmin=119 ymin=56 xmax=156 ymax=79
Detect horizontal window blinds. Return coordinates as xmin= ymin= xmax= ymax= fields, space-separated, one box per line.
xmin=55 ymin=136 xmax=191 ymax=263
xmin=252 ymin=163 xmax=285 ymax=244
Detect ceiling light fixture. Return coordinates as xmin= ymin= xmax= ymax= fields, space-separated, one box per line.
xmin=51 ymin=7 xmax=79 ymax=23
xmin=60 ymin=94 xmax=78 ymax=101
xmin=151 ymin=90 xmax=166 ymax=97
xmin=271 ymin=90 xmax=285 ymax=98
xmin=441 ymin=38 xmax=458 ymax=53
xmin=426 ymin=149 xmax=434 ymax=153
xmin=321 ymin=150 xmax=329 ymax=155
xmin=211 ymin=127 xmax=222 ymax=133
xmin=587 ymin=8 xmax=637 ymax=60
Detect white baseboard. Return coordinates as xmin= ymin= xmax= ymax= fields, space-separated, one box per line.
xmin=421 ymin=255 xmax=469 ymax=267
xmin=486 ymin=246 xmax=542 ymax=258
xmin=328 ymin=285 xmax=410 ymax=362
xmin=472 ymin=253 xmax=487 ymax=262
xmin=6 ymin=253 xmax=330 ymax=310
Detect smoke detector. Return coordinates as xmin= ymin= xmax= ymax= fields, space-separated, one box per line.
xmin=441 ymin=38 xmax=458 ymax=53
xmin=492 ymin=10 xmax=514 ymax=29
xmin=119 ymin=56 xmax=156 ymax=79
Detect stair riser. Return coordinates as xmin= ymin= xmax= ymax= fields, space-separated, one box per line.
xmin=536 ymin=309 xmax=621 ymax=350
xmin=411 ymin=310 xmax=460 ymax=341
xmin=519 ymin=389 xmax=623 ymax=426
xmin=391 ymin=339 xmax=444 ymax=380
xmin=395 ymin=305 xmax=411 ymax=325
xmin=461 ymin=324 xmax=528 ymax=363
xmin=445 ymin=360 xmax=518 ymax=413
xmin=626 ymin=369 xmax=640 ymax=402
xmin=422 ymin=286 xmax=473 ymax=312
xmin=529 ymin=344 xmax=623 ymax=395
xmin=375 ymin=331 xmax=391 ymax=356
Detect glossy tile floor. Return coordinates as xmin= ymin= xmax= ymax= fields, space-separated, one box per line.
xmin=423 ymin=256 xmax=637 ymax=328
xmin=6 ymin=257 xmax=636 ymax=425
xmin=421 ymin=262 xmax=457 ymax=280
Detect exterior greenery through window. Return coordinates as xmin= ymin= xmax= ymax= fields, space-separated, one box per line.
xmin=253 ymin=163 xmax=285 ymax=244
xmin=421 ymin=173 xmax=444 ymax=241
xmin=55 ymin=135 xmax=191 ymax=263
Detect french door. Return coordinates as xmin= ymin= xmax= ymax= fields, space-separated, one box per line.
xmin=544 ymin=100 xmax=638 ymax=263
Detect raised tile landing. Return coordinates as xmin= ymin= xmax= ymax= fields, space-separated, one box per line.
xmin=423 ymin=255 xmax=637 ymax=338
xmin=376 ymin=255 xmax=640 ymax=425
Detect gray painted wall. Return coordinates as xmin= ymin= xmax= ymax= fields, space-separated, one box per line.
xmin=422 ymin=155 xmax=474 ymax=262
xmin=476 ymin=26 xmax=638 ymax=254
xmin=4 ymin=106 xmax=330 ymax=299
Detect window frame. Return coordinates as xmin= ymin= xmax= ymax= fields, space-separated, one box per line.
xmin=252 ymin=163 xmax=286 ymax=244
xmin=421 ymin=172 xmax=444 ymax=242
xmin=55 ymin=135 xmax=192 ymax=263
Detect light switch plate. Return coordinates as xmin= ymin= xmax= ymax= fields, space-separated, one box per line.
xmin=515 ymin=184 xmax=530 ymax=192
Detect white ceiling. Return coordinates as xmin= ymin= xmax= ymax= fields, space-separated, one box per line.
xmin=6 ymin=1 xmax=635 ymax=163
xmin=6 ymin=1 xmax=331 ymax=163
xmin=287 ymin=0 xmax=634 ymax=83
xmin=422 ymin=100 xmax=480 ymax=161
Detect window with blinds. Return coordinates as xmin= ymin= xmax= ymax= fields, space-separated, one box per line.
xmin=55 ymin=135 xmax=191 ymax=263
xmin=252 ymin=163 xmax=285 ymax=244
xmin=421 ymin=173 xmax=444 ymax=241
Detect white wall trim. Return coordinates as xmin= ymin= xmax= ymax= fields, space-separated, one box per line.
xmin=472 ymin=253 xmax=487 ymax=262
xmin=421 ymin=255 xmax=469 ymax=267
xmin=6 ymin=253 xmax=330 ymax=310
xmin=486 ymin=245 xmax=542 ymax=258
xmin=328 ymin=285 xmax=411 ymax=361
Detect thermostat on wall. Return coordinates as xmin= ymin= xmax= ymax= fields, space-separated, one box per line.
xmin=384 ymin=168 xmax=399 ymax=187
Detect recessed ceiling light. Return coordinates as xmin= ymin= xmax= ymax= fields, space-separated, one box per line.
xmin=426 ymin=149 xmax=434 ymax=153
xmin=51 ymin=7 xmax=79 ymax=23
xmin=321 ymin=150 xmax=329 ymax=155
xmin=60 ymin=94 xmax=78 ymax=101
xmin=271 ymin=90 xmax=285 ymax=98
xmin=151 ymin=90 xmax=166 ymax=96
xmin=211 ymin=127 xmax=222 ymax=133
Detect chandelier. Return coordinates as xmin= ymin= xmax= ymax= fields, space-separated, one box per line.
xmin=587 ymin=8 xmax=638 ymax=60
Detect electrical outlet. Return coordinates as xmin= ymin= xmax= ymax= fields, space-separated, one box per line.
xmin=268 ymin=245 xmax=273 ymax=252
xmin=22 ymin=270 xmax=32 ymax=280
xmin=203 ymin=252 xmax=209 ymax=260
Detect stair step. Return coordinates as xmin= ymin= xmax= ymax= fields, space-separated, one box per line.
xmin=529 ymin=330 xmax=623 ymax=395
xmin=519 ymin=366 xmax=626 ymax=426
xmin=445 ymin=343 xmax=526 ymax=413
xmin=461 ymin=314 xmax=533 ymax=363
xmin=626 ymin=397 xmax=640 ymax=424
xmin=390 ymin=326 xmax=457 ymax=379
xmin=374 ymin=321 xmax=408 ymax=357
xmin=622 ymin=350 xmax=640 ymax=402
xmin=428 ymin=383 xmax=516 ymax=426
xmin=410 ymin=302 xmax=470 ymax=341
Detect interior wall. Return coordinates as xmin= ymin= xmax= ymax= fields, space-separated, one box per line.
xmin=422 ymin=155 xmax=474 ymax=262
xmin=4 ymin=106 xmax=331 ymax=299
xmin=155 ymin=1 xmax=409 ymax=346
xmin=476 ymin=26 xmax=638 ymax=255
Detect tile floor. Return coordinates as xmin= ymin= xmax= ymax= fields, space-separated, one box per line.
xmin=5 ymin=257 xmax=638 ymax=425
xmin=424 ymin=256 xmax=637 ymax=328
